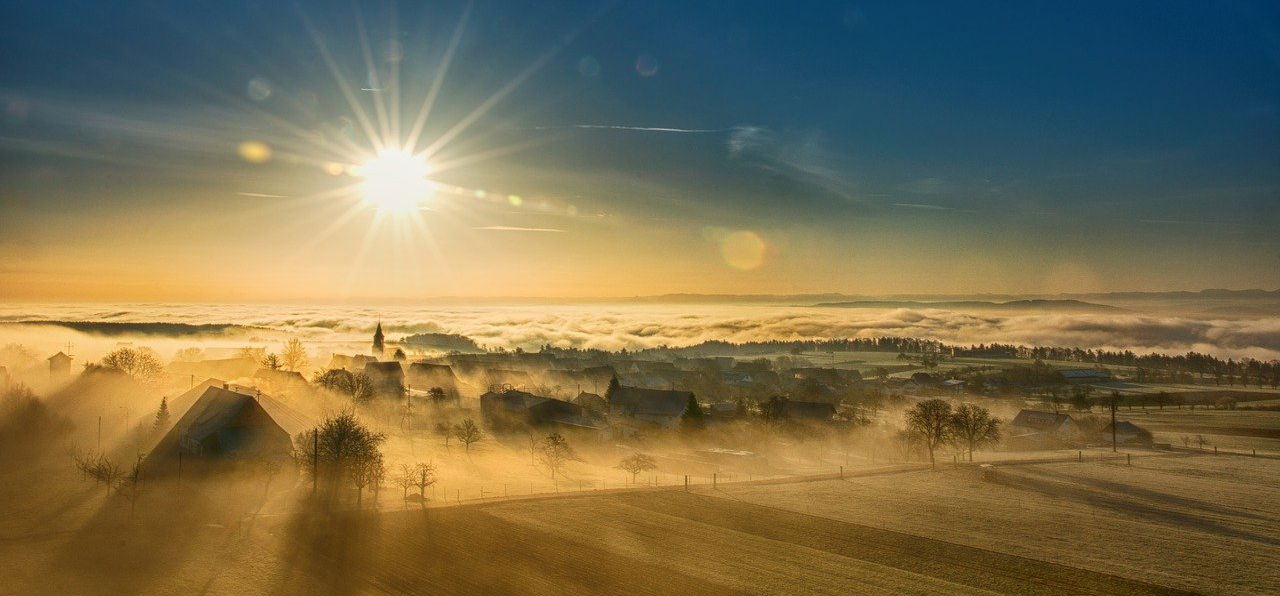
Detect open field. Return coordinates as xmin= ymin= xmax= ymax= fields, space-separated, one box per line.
xmin=2 ymin=450 xmax=1275 ymax=595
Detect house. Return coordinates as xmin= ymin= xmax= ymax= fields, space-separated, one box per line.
xmin=783 ymin=400 xmax=837 ymax=422
xmin=1101 ymin=420 xmax=1154 ymax=447
xmin=143 ymin=384 xmax=310 ymax=474
xmin=405 ymin=362 xmax=459 ymax=393
xmin=48 ymin=352 xmax=72 ymax=385
xmin=479 ymin=388 xmax=608 ymax=438
xmin=572 ymin=391 xmax=607 ymax=413
xmin=1007 ymin=409 xmax=1082 ymax=449
xmin=363 ymin=361 xmax=405 ymax=396
xmin=607 ymin=385 xmax=693 ymax=429
xmin=252 ymin=368 xmax=308 ymax=392
xmin=1059 ymin=368 xmax=1113 ymax=384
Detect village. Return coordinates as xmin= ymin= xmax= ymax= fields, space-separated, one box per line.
xmin=3 ymin=325 xmax=1279 ymax=595
xmin=11 ymin=322 xmax=1269 ymax=494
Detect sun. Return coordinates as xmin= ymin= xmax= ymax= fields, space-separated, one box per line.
xmin=357 ymin=149 xmax=431 ymax=214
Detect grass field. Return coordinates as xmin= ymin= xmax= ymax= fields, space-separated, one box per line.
xmin=2 ymin=449 xmax=1275 ymax=595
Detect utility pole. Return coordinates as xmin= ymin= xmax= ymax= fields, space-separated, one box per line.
xmin=312 ymin=429 xmax=318 ymax=494
xmin=1110 ymin=395 xmax=1118 ymax=453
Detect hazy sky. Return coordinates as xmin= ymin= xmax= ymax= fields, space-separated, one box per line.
xmin=2 ymin=1 xmax=1278 ymax=301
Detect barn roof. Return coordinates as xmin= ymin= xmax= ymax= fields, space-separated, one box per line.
xmin=609 ymin=385 xmax=692 ymax=418
xmin=1010 ymin=409 xmax=1073 ymax=431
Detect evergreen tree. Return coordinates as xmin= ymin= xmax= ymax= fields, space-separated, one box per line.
xmin=153 ymin=397 xmax=170 ymax=433
xmin=681 ymin=395 xmax=704 ymax=430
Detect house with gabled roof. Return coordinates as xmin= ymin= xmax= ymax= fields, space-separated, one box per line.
xmin=143 ymin=384 xmax=312 ymax=474
xmin=607 ymin=385 xmax=693 ymax=430
xmin=1007 ymin=409 xmax=1082 ymax=449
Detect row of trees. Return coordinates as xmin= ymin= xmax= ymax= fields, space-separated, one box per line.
xmin=904 ymin=400 xmax=1002 ymax=466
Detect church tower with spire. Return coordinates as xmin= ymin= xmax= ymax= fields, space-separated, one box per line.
xmin=372 ymin=321 xmax=385 ymax=356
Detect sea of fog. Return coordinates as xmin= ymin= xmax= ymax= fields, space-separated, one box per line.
xmin=1 ymin=302 xmax=1279 ymax=363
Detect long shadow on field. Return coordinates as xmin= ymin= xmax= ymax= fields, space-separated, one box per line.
xmin=997 ymin=470 xmax=1280 ymax=547
xmin=616 ymin=490 xmax=1193 ymax=596
xmin=46 ymin=480 xmax=230 ymax=594
xmin=1023 ymin=468 xmax=1277 ymax=523
xmin=269 ymin=501 xmax=746 ymax=596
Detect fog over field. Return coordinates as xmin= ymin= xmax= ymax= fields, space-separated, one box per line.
xmin=3 ymin=301 xmax=1280 ymax=363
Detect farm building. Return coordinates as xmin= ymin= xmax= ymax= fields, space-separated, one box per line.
xmin=607 ymin=385 xmax=693 ymax=430
xmin=1101 ymin=420 xmax=1154 ymax=447
xmin=1007 ymin=409 xmax=1083 ymax=449
xmin=572 ymin=391 xmax=607 ymax=413
xmin=405 ymin=362 xmax=459 ymax=393
xmin=363 ymin=361 xmax=405 ymax=395
xmin=479 ymin=388 xmax=608 ymax=438
xmin=144 ymin=384 xmax=311 ymax=474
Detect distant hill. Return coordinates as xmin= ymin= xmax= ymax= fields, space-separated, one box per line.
xmin=812 ymin=299 xmax=1123 ymax=312
xmin=400 ymin=332 xmax=483 ymax=352
xmin=0 ymin=320 xmax=252 ymax=336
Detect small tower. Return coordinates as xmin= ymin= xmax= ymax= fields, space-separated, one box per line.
xmin=372 ymin=322 xmax=385 ymax=357
xmin=48 ymin=351 xmax=72 ymax=385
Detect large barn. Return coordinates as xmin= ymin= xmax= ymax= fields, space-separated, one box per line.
xmin=144 ymin=383 xmax=311 ymax=474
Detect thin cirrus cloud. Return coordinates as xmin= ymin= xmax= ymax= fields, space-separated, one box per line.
xmin=473 ymin=226 xmax=565 ymax=232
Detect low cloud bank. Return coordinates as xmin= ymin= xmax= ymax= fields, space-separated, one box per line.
xmin=2 ymin=304 xmax=1279 ymax=362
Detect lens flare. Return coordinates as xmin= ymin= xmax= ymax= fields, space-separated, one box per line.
xmin=720 ymin=230 xmax=766 ymax=270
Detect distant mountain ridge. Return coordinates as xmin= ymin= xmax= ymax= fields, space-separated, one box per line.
xmin=812 ymin=299 xmax=1124 ymax=312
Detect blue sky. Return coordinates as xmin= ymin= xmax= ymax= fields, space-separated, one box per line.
xmin=1 ymin=1 xmax=1278 ymax=299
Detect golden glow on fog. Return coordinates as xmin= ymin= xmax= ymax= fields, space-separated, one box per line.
xmin=358 ymin=149 xmax=431 ymax=214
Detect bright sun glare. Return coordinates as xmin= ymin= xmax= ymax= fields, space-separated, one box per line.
xmin=358 ymin=149 xmax=431 ymax=214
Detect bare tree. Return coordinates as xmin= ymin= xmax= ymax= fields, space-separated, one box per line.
xmin=904 ymin=399 xmax=953 ymax=468
xmin=615 ymin=452 xmax=657 ymax=484
xmin=352 ymin=450 xmax=385 ymax=508
xmin=281 ymin=338 xmax=309 ymax=372
xmin=538 ymin=433 xmax=579 ymax=488
xmin=293 ymin=411 xmax=386 ymax=500
xmin=949 ymin=403 xmax=1000 ymax=462
xmin=454 ymin=418 xmax=482 ymax=453
xmin=411 ymin=462 xmax=436 ymax=504
xmin=101 ymin=347 xmax=163 ymax=383
xmin=434 ymin=421 xmax=452 ymax=449
xmin=75 ymin=452 xmax=124 ymax=497
xmin=394 ymin=463 xmax=417 ymax=501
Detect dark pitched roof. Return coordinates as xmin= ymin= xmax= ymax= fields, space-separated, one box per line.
xmin=480 ymin=389 xmax=548 ymax=412
xmin=364 ymin=361 xmax=404 ymax=375
xmin=609 ymin=385 xmax=692 ymax=418
xmin=1011 ymin=409 xmax=1073 ymax=431
xmin=1102 ymin=420 xmax=1150 ymax=435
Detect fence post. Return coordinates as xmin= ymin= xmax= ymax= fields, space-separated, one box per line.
xmin=840 ymin=465 xmax=843 ymax=479
xmin=684 ymin=475 xmax=689 ymax=491
xmin=713 ymin=473 xmax=716 ymax=488
xmin=1127 ymin=453 xmax=1131 ymax=466
xmin=1253 ymin=449 xmax=1256 ymax=457
xmin=1214 ymin=446 xmax=1218 ymax=455
xmin=1078 ymin=450 xmax=1082 ymax=462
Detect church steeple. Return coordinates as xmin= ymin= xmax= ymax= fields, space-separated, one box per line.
xmin=372 ymin=321 xmax=385 ymax=356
